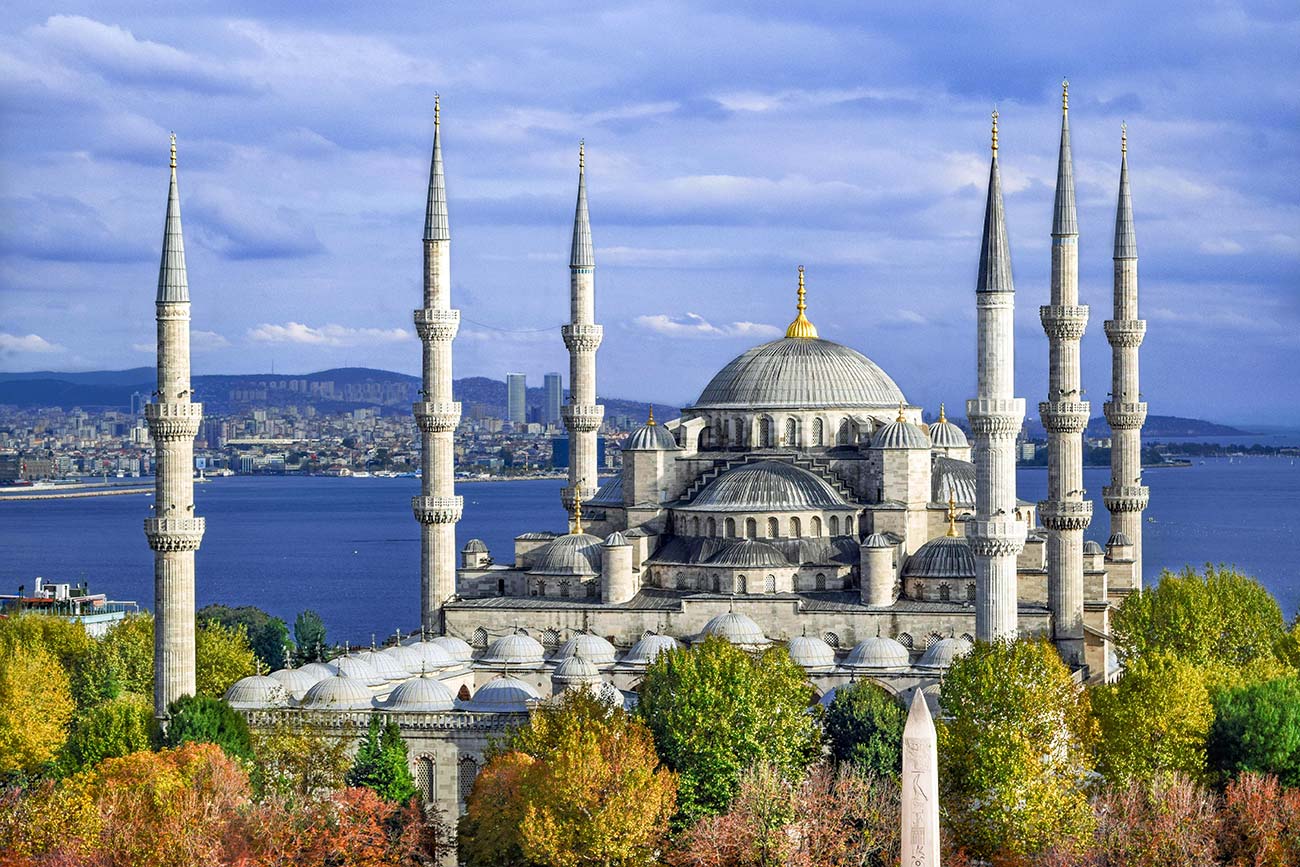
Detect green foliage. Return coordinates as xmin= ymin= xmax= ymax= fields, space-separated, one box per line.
xmin=0 ymin=641 xmax=75 ymax=777
xmin=293 ymin=610 xmax=328 ymax=662
xmin=198 ymin=604 xmax=291 ymax=670
xmin=84 ymin=614 xmax=256 ymax=703
xmin=823 ymin=681 xmax=905 ymax=777
xmin=99 ymin=614 xmax=156 ymax=697
xmin=61 ymin=694 xmax=154 ymax=774
xmin=159 ymin=694 xmax=253 ymax=761
xmin=248 ymin=716 xmax=352 ymax=803
xmin=637 ymin=636 xmax=820 ymax=823
xmin=1092 ymin=652 xmax=1215 ymax=785
xmin=1207 ymin=676 xmax=1300 ymax=787
xmin=194 ymin=620 xmax=257 ymax=697
xmin=938 ymin=638 xmax=1097 ymax=859
xmin=346 ymin=715 xmax=419 ymax=805
xmin=0 ymin=613 xmax=94 ymax=678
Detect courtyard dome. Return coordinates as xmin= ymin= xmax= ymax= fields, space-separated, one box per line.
xmin=381 ymin=643 xmax=427 ymax=673
xmin=871 ymin=415 xmax=930 ymax=450
xmin=603 ymin=531 xmax=629 ymax=548
xmin=481 ymin=632 xmax=545 ymax=666
xmin=692 ymin=337 xmax=905 ymax=410
xmin=382 ymin=675 xmax=455 ymax=713
xmin=787 ymin=635 xmax=836 ymax=669
xmin=530 ymin=532 xmax=603 ymax=576
xmin=623 ymin=634 xmax=682 ymax=666
xmin=331 ymin=655 xmax=384 ymax=686
xmin=429 ymin=635 xmax=474 ymax=662
xmin=706 ymin=539 xmax=790 ymax=569
xmin=700 ymin=611 xmax=769 ymax=647
xmin=552 ymin=654 xmax=603 ymax=687
xmin=301 ymin=674 xmax=376 ymax=711
xmin=918 ymin=637 xmax=973 ymax=669
xmin=932 ymin=456 xmax=976 ymax=505
xmin=690 ymin=460 xmax=850 ymax=512
xmin=296 ymin=662 xmax=339 ymax=683
xmin=457 ymin=676 xmax=541 ymax=713
xmin=269 ymin=667 xmax=320 ymax=700
xmin=352 ymin=649 xmax=410 ymax=682
xmin=902 ymin=536 xmax=975 ymax=579
xmin=844 ymin=636 xmax=911 ymax=669
xmin=555 ymin=633 xmax=616 ymax=665
xmin=927 ymin=405 xmax=969 ymax=449
xmin=224 ymin=674 xmax=289 ymax=709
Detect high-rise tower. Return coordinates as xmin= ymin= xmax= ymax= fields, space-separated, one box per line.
xmin=1039 ymin=82 xmax=1092 ymax=665
xmin=1103 ymin=124 xmax=1148 ymax=591
xmin=145 ymin=134 xmax=205 ymax=717
xmin=967 ymin=111 xmax=1027 ymax=642
xmin=561 ymin=141 xmax=603 ymax=515
xmin=412 ymin=97 xmax=463 ymax=632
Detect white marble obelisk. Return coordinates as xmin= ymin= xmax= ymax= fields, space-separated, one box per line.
xmin=901 ymin=690 xmax=939 ymax=867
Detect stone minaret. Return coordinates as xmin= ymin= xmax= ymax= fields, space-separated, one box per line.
xmin=967 ymin=111 xmax=1026 ymax=642
xmin=145 ymin=134 xmax=205 ymax=717
xmin=561 ymin=142 xmax=603 ymax=515
xmin=1039 ymin=82 xmax=1092 ymax=665
xmin=1103 ymin=124 xmax=1148 ymax=590
xmin=412 ymin=97 xmax=463 ymax=632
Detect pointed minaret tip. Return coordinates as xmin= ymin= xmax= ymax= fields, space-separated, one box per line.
xmin=784 ymin=265 xmax=818 ymax=338
xmin=156 ymin=132 xmax=189 ymax=304
xmin=1114 ymin=123 xmax=1137 ymax=259
xmin=570 ymin=140 xmax=594 ymax=269
xmin=424 ymin=95 xmax=449 ymax=242
xmin=976 ymin=110 xmax=1014 ymax=294
xmin=169 ymin=131 xmax=177 ymax=169
xmin=1053 ymin=80 xmax=1078 ymax=237
xmin=1062 ymin=78 xmax=1069 ymax=113
xmin=991 ymin=108 xmax=999 ymax=155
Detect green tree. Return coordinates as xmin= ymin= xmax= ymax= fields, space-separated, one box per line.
xmin=91 ymin=615 xmax=255 ymax=701
xmin=823 ymin=681 xmax=906 ymax=777
xmin=1207 ymin=675 xmax=1300 ymax=787
xmin=1092 ymin=651 xmax=1215 ymax=785
xmin=61 ymin=693 xmax=154 ymax=773
xmin=937 ymin=638 xmax=1097 ymax=859
xmin=0 ymin=642 xmax=75 ymax=777
xmin=637 ymin=636 xmax=820 ymax=823
xmin=346 ymin=715 xmax=419 ymax=805
xmin=159 ymin=694 xmax=253 ymax=761
xmin=248 ymin=716 xmax=352 ymax=802
xmin=198 ymin=604 xmax=292 ymax=670
xmin=194 ymin=620 xmax=257 ymax=697
xmin=294 ymin=610 xmax=328 ymax=662
xmin=99 ymin=614 xmax=156 ymax=697
xmin=0 ymin=613 xmax=94 ymax=680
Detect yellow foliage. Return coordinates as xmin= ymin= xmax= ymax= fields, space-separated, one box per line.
xmin=0 ymin=641 xmax=75 ymax=775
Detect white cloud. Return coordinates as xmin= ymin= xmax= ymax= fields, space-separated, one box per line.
xmin=0 ymin=332 xmax=62 ymax=356
xmin=634 ymin=313 xmax=780 ymax=339
xmin=247 ymin=322 xmax=412 ymax=347
xmin=191 ymin=330 xmax=231 ymax=351
xmin=1198 ymin=239 xmax=1245 ymax=255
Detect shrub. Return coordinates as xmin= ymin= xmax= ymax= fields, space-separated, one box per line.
xmin=1207 ymin=676 xmax=1300 ymax=787
xmin=159 ymin=694 xmax=253 ymax=761
xmin=823 ymin=681 xmax=906 ymax=777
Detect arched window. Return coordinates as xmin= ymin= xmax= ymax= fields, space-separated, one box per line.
xmin=760 ymin=417 xmax=773 ymax=447
xmin=764 ymin=575 xmax=776 ymax=593
xmin=559 ymin=580 xmax=571 ymax=598
xmin=712 ymin=575 xmax=721 ymax=593
xmin=735 ymin=417 xmax=745 ymax=445
xmin=725 ymin=518 xmax=736 ymax=538
xmin=789 ymin=516 xmax=801 ymax=538
xmin=823 ymin=632 xmax=840 ymax=649
xmin=471 ymin=627 xmax=488 ymax=649
xmin=458 ymin=756 xmax=479 ymax=802
xmin=416 ymin=756 xmax=436 ymax=802
xmin=812 ymin=417 xmax=824 ymax=446
xmin=844 ymin=516 xmax=854 ymax=537
xmin=767 ymin=517 xmax=779 ymax=538
xmin=898 ymin=632 xmax=914 ymax=649
xmin=927 ymin=632 xmax=943 ymax=649
xmin=586 ymin=581 xmax=598 ymax=598
xmin=536 ymin=579 xmax=546 ymax=596
xmin=829 ymin=516 xmax=840 ymax=536
xmin=457 ymin=683 xmax=471 ymax=701
xmin=810 ymin=516 xmax=822 ymax=537
xmin=496 ymin=578 xmax=505 ymax=596
xmin=784 ymin=417 xmax=797 ymax=447
xmin=939 ymin=584 xmax=951 ymax=602
xmin=692 ymin=516 xmax=701 ymax=536
xmin=967 ymin=584 xmax=977 ymax=601
xmin=961 ymin=633 xmax=974 ymax=643
xmin=837 ymin=418 xmax=850 ymax=445
xmin=708 ymin=517 xmax=718 ymax=537
xmin=738 ymin=575 xmax=748 ymax=594
xmin=542 ymin=628 xmax=561 ymax=649
xmin=745 ymin=518 xmax=757 ymax=539
xmin=815 ymin=573 xmax=826 ymax=591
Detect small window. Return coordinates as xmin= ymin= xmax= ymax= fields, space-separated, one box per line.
xmin=745 ymin=518 xmax=757 ymax=539
xmin=738 ymin=575 xmax=748 ymax=594
xmin=767 ymin=517 xmax=779 ymax=538
xmin=961 ymin=633 xmax=974 ymax=643
xmin=416 ymin=756 xmax=436 ymax=802
xmin=811 ymin=516 xmax=822 ymax=537
xmin=845 ymin=516 xmax=854 ymax=536
xmin=837 ymin=419 xmax=850 ymax=445
xmin=458 ymin=756 xmax=479 ymax=802
xmin=812 ymin=418 xmax=824 ymax=446
xmin=496 ymin=578 xmax=505 ymax=596
xmin=790 ymin=517 xmax=801 ymax=538
xmin=712 ymin=575 xmax=721 ymax=593
xmin=823 ymin=632 xmax=840 ymax=649
xmin=542 ymin=628 xmax=560 ymax=649
xmin=457 ymin=684 xmax=471 ymax=701
xmin=927 ymin=632 xmax=943 ymax=648
xmin=707 ymin=517 xmax=717 ymax=537
xmin=764 ymin=574 xmax=776 ymax=594
xmin=559 ymin=580 xmax=571 ymax=598
xmin=815 ymin=573 xmax=826 ymax=591
xmin=898 ymin=632 xmax=914 ymax=649
xmin=784 ymin=418 xmax=797 ymax=447
xmin=471 ymin=627 xmax=488 ymax=649
xmin=725 ymin=518 xmax=736 ymax=538
xmin=939 ymin=584 xmax=951 ymax=602
xmin=829 ymin=516 xmax=840 ymax=536
xmin=967 ymin=584 xmax=977 ymax=602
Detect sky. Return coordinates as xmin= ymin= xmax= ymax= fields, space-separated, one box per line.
xmin=1 ymin=2 xmax=1297 ymax=426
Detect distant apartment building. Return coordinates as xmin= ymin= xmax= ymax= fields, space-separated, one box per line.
xmin=507 ymin=373 xmax=527 ymax=425
xmin=543 ymin=372 xmax=563 ymax=428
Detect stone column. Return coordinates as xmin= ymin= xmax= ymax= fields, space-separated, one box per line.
xmin=901 ymin=690 xmax=939 ymax=867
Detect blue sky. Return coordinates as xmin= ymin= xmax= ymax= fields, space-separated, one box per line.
xmin=1 ymin=2 xmax=1297 ymax=425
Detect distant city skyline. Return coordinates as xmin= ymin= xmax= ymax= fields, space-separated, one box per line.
xmin=1 ymin=4 xmax=1296 ymax=425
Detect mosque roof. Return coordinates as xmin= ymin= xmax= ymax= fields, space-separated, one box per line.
xmin=699 ymin=611 xmax=769 ymax=647
xmin=269 ymin=667 xmax=320 ymax=700
xmin=552 ymin=654 xmax=603 ymax=685
xmin=932 ymin=456 xmax=976 ymax=505
xmin=587 ymin=476 xmax=623 ymax=507
xmin=462 ymin=538 xmax=489 ymax=553
xmin=786 ymin=635 xmax=836 ymax=668
xmin=457 ymin=676 xmax=541 ymax=713
xmin=902 ymin=535 xmax=975 ymax=580
xmin=649 ymin=535 xmax=858 ymax=568
xmin=1083 ymin=540 xmax=1104 ymax=555
xmin=481 ymin=632 xmax=545 ymax=666
xmin=554 ymin=633 xmax=617 ymax=665
xmin=529 ymin=532 xmax=603 ymax=576
xmin=844 ymin=636 xmax=911 ymax=669
xmin=382 ymin=675 xmax=455 ymax=713
xmin=705 ymin=539 xmax=791 ymax=569
xmin=623 ymin=633 xmax=682 ymax=666
xmin=686 ymin=460 xmax=852 ymax=512
xmin=927 ymin=405 xmax=969 ymax=449
xmin=624 ymin=421 xmax=679 ymax=451
xmin=301 ymin=674 xmax=376 ymax=710
xmin=917 ymin=637 xmax=974 ymax=669
xmin=429 ymin=635 xmax=474 ymax=662
xmin=871 ymin=416 xmax=930 ymax=450
xmin=224 ymin=674 xmax=289 ymax=709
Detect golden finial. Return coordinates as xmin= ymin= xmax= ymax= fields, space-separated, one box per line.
xmin=896 ymin=400 xmax=907 ymax=424
xmin=991 ymin=109 xmax=999 ymax=153
xmin=938 ymin=403 xmax=947 ymax=424
xmin=169 ymin=132 xmax=176 ymax=169
xmin=434 ymin=93 xmax=440 ymax=127
xmin=784 ymin=265 xmax=819 ymax=338
xmin=946 ymin=493 xmax=958 ymax=537
xmin=571 ymin=487 xmax=584 ymax=535
xmin=647 ymin=406 xmax=655 ymax=426
xmin=1121 ymin=122 xmax=1127 ymax=154
xmin=1062 ymin=78 xmax=1069 ymax=112
xmin=579 ymin=139 xmax=585 ymax=171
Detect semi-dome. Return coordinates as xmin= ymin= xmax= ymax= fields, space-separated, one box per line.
xmin=932 ymin=456 xmax=976 ymax=505
xmin=224 ymin=674 xmax=289 ymax=709
xmin=844 ymin=636 xmax=911 ymax=669
xmin=927 ymin=405 xmax=968 ymax=449
xmin=457 ymin=676 xmax=541 ymax=713
xmin=301 ymin=674 xmax=376 ymax=710
xmin=700 ymin=612 xmax=769 ymax=647
xmin=623 ymin=633 xmax=682 ymax=666
xmin=554 ymin=633 xmax=616 ymax=665
xmin=352 ymin=649 xmax=410 ymax=682
xmin=296 ymin=662 xmax=339 ymax=683
xmin=552 ymin=654 xmax=603 ymax=687
xmin=787 ymin=635 xmax=836 ymax=669
xmin=269 ymin=667 xmax=320 ymax=700
xmin=689 ymin=460 xmax=851 ymax=512
xmin=902 ymin=535 xmax=975 ymax=579
xmin=481 ymin=632 xmax=545 ymax=666
xmin=871 ymin=417 xmax=930 ymax=450
xmin=692 ymin=337 xmax=905 ymax=410
xmin=624 ymin=420 xmax=679 ymax=451
xmin=918 ymin=637 xmax=973 ymax=669
xmin=705 ymin=539 xmax=790 ymax=569
xmin=382 ymin=675 xmax=455 ymax=712
xmin=529 ymin=532 xmax=603 ymax=576
xmin=429 ymin=635 xmax=474 ymax=662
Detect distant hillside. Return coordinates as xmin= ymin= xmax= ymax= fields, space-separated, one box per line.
xmin=1019 ymin=414 xmax=1247 ymax=439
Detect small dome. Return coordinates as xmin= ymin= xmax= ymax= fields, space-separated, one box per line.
xmin=844 ymin=636 xmax=911 ymax=669
xmin=462 ymin=538 xmax=489 ymax=553
xmin=381 ymin=643 xmax=427 ymax=673
xmin=297 ymin=661 xmax=340 ymax=683
xmin=623 ymin=634 xmax=682 ymax=666
xmin=457 ymin=676 xmax=541 ymax=713
xmin=1107 ymin=532 xmax=1132 ymax=547
xmin=330 ymin=655 xmax=384 ymax=686
xmin=917 ymin=637 xmax=973 ymax=669
xmin=931 ymin=456 xmax=976 ymax=505
xmin=625 ymin=422 xmax=679 ymax=451
xmin=689 ymin=460 xmax=850 ymax=512
xmin=301 ymin=674 xmax=376 ymax=710
xmin=928 ymin=407 xmax=968 ymax=449
xmin=383 ymin=675 xmax=455 ymax=712
xmin=554 ymin=633 xmax=616 ymax=665
xmin=871 ymin=417 xmax=930 ymax=450
xmin=692 ymin=337 xmax=905 ymax=410
xmin=705 ymin=539 xmax=790 ymax=569
xmin=224 ymin=674 xmax=289 ymax=709
xmin=429 ymin=635 xmax=474 ymax=662
xmin=269 ymin=667 xmax=320 ymax=700
xmin=352 ymin=649 xmax=410 ymax=682
xmin=603 ymin=531 xmax=630 ymax=547
xmin=862 ymin=533 xmax=894 ymax=549
xmin=529 ymin=533 xmax=603 ymax=577
xmin=552 ymin=654 xmax=603 ymax=686
xmin=786 ymin=635 xmax=836 ymax=669
xmin=408 ymin=640 xmax=457 ymax=671
xmin=700 ymin=612 xmax=768 ymax=647
xmin=1083 ymin=540 xmax=1104 ymax=555
xmin=482 ymin=632 xmax=545 ymax=666
xmin=902 ymin=535 xmax=975 ymax=579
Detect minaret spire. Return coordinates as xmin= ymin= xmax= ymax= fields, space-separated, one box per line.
xmin=145 ymin=134 xmax=205 ymax=716
xmin=412 ymin=97 xmax=463 ymax=632
xmin=1039 ymin=79 xmax=1091 ymax=667
xmin=967 ymin=108 xmax=1027 ymax=643
xmin=784 ymin=265 xmax=818 ymax=338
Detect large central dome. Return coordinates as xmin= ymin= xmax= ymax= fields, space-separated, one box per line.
xmin=691 ymin=337 xmax=905 ymax=410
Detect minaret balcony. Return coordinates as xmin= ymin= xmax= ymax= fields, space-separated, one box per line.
xmin=1039 ymin=305 xmax=1089 ymax=341
xmin=561 ymin=404 xmax=605 ymax=432
xmin=413 ymin=308 xmax=460 ymax=341
xmin=1102 ymin=484 xmax=1149 ymax=513
xmin=1103 ymin=401 xmax=1147 ymax=429
xmin=966 ymin=398 xmax=1025 ymax=436
xmin=414 ymin=401 xmax=462 ymax=433
xmin=144 ymin=516 xmax=205 ymax=552
xmin=1038 ymin=499 xmax=1093 ymax=531
xmin=561 ymin=323 xmax=603 ymax=353
xmin=1038 ymin=401 xmax=1090 ymax=433
xmin=412 ymin=495 xmax=464 ymax=525
xmin=145 ymin=402 xmax=203 ymax=441
xmin=1103 ymin=319 xmax=1146 ymax=347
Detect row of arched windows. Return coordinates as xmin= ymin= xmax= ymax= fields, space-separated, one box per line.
xmin=683 ymin=513 xmax=854 ymax=539
xmin=704 ymin=414 xmax=862 ymax=449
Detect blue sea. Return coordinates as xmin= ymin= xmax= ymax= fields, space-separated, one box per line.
xmin=2 ymin=458 xmax=1298 ymax=643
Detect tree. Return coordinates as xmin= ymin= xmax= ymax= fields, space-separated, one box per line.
xmin=0 ymin=641 xmax=74 ymax=777
xmin=461 ymin=688 xmax=678 ymax=867
xmin=294 ymin=610 xmax=328 ymax=662
xmin=194 ymin=620 xmax=257 ymax=697
xmin=88 ymin=614 xmax=255 ymax=702
xmin=159 ymin=694 xmax=254 ymax=761
xmin=248 ymin=716 xmax=352 ymax=802
xmin=937 ymin=638 xmax=1097 ymax=859
xmin=823 ymin=681 xmax=905 ymax=777
xmin=637 ymin=636 xmax=820 ymax=823
xmin=62 ymin=693 xmax=154 ymax=773
xmin=1092 ymin=651 xmax=1215 ymax=785
xmin=0 ymin=613 xmax=94 ymax=682
xmin=1207 ymin=676 xmax=1300 ymax=787
xmin=1219 ymin=772 xmax=1300 ymax=867
xmin=1090 ymin=774 xmax=1222 ymax=867
xmin=198 ymin=604 xmax=292 ymax=670
xmin=97 ymin=613 xmax=156 ymax=698
xmin=346 ymin=715 xmax=419 ymax=805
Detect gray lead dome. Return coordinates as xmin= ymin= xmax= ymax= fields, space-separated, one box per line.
xmin=692 ymin=337 xmax=905 ymax=410
xmin=902 ymin=535 xmax=975 ymax=579
xmin=690 ymin=460 xmax=851 ymax=512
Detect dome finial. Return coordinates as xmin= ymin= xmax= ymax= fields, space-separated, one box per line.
xmin=991 ymin=109 xmax=999 ymax=154
xmin=938 ymin=402 xmax=947 ymax=424
xmin=784 ymin=265 xmax=819 ymax=338
xmin=1062 ymin=78 xmax=1069 ymax=113
xmin=579 ymin=138 xmax=585 ymax=171
xmin=571 ymin=485 xmax=585 ymax=535
xmin=1121 ymin=121 xmax=1127 ymax=154
xmin=169 ymin=132 xmax=177 ymax=169
xmin=897 ymin=400 xmax=907 ymax=424
xmin=647 ymin=405 xmax=655 ymax=426
xmin=946 ymin=494 xmax=958 ymax=537
xmin=434 ymin=92 xmax=440 ymax=127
